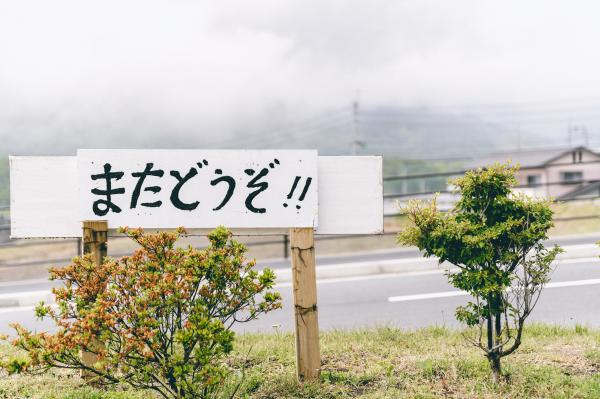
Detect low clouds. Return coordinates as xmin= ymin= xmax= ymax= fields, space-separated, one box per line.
xmin=1 ymin=1 xmax=600 ymax=153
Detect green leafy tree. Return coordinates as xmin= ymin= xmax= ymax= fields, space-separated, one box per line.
xmin=398 ymin=164 xmax=562 ymax=382
xmin=2 ymin=226 xmax=281 ymax=399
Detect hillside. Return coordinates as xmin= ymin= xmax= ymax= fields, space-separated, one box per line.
xmin=0 ymin=157 xmax=7 ymax=205
xmin=0 ymin=105 xmax=551 ymax=206
xmin=0 ymin=106 xmax=547 ymax=159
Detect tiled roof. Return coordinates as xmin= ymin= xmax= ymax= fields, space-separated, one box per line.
xmin=559 ymin=181 xmax=600 ymax=200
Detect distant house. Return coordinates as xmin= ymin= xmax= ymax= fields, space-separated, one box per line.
xmin=466 ymin=146 xmax=600 ymax=199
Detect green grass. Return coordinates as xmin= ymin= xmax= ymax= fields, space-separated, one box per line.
xmin=2 ymin=324 xmax=600 ymax=398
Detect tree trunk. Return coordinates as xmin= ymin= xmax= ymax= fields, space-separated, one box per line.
xmin=495 ymin=310 xmax=502 ymax=347
xmin=492 ymin=298 xmax=503 ymax=383
xmin=486 ymin=295 xmax=504 ymax=383
xmin=490 ymin=353 xmax=502 ymax=384
xmin=486 ymin=314 xmax=493 ymax=353
xmin=492 ymin=312 xmax=503 ymax=383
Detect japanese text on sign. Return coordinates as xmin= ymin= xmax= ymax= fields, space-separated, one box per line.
xmin=78 ymin=149 xmax=318 ymax=229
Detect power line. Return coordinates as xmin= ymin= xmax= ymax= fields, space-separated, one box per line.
xmin=383 ymin=156 xmax=600 ymax=182
xmin=216 ymin=106 xmax=351 ymax=147
xmin=230 ymin=117 xmax=352 ymax=148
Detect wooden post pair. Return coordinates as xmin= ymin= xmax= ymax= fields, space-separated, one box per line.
xmin=79 ymin=222 xmax=321 ymax=382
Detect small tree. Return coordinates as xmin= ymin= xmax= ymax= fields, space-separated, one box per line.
xmin=398 ymin=164 xmax=562 ymax=382
xmin=3 ymin=226 xmax=281 ymax=399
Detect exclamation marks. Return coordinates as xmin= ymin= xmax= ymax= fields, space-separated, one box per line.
xmin=283 ymin=176 xmax=313 ymax=209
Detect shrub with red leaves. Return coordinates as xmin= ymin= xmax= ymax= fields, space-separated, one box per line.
xmin=3 ymin=226 xmax=281 ymax=399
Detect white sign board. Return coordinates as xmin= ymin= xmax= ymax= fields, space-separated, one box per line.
xmin=10 ymin=152 xmax=383 ymax=237
xmin=10 ymin=156 xmax=79 ymax=238
xmin=78 ymin=149 xmax=318 ymax=229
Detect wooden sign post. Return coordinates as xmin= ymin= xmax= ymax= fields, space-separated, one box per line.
xmin=290 ymin=227 xmax=320 ymax=380
xmin=9 ymin=151 xmax=383 ymax=384
xmin=81 ymin=220 xmax=107 ymax=381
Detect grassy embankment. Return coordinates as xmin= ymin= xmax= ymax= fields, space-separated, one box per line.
xmin=1 ymin=324 xmax=600 ymax=398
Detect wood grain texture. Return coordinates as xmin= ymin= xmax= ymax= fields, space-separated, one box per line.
xmin=80 ymin=220 xmax=107 ymax=383
xmin=290 ymin=227 xmax=321 ymax=381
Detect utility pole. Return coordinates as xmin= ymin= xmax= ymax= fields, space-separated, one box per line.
xmin=568 ymin=122 xmax=589 ymax=147
xmin=516 ymin=121 xmax=521 ymax=152
xmin=568 ymin=120 xmax=573 ymax=147
xmin=351 ymin=91 xmax=361 ymax=155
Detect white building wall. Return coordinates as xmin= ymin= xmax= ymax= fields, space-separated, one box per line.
xmin=513 ymin=149 xmax=600 ymax=199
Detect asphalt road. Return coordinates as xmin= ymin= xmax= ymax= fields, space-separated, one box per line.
xmin=1 ymin=257 xmax=600 ymax=336
xmin=234 ymin=257 xmax=600 ymax=333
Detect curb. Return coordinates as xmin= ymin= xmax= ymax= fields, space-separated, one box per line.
xmin=0 ymin=290 xmax=54 ymax=309
xmin=0 ymin=299 xmax=18 ymax=308
xmin=274 ymin=257 xmax=445 ymax=283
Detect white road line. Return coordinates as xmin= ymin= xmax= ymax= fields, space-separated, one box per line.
xmin=388 ymin=278 xmax=600 ymax=303
xmin=557 ymin=257 xmax=600 ymax=265
xmin=388 ymin=290 xmax=467 ymax=302
xmin=547 ymin=278 xmax=600 ymax=288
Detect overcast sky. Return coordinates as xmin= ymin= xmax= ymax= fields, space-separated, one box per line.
xmin=1 ymin=1 xmax=600 ymax=153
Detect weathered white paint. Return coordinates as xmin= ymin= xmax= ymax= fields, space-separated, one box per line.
xmin=316 ymin=156 xmax=383 ymax=234
xmin=10 ymin=156 xmax=80 ymax=238
xmin=78 ymin=149 xmax=318 ymax=229
xmin=10 ymin=154 xmax=383 ymax=237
